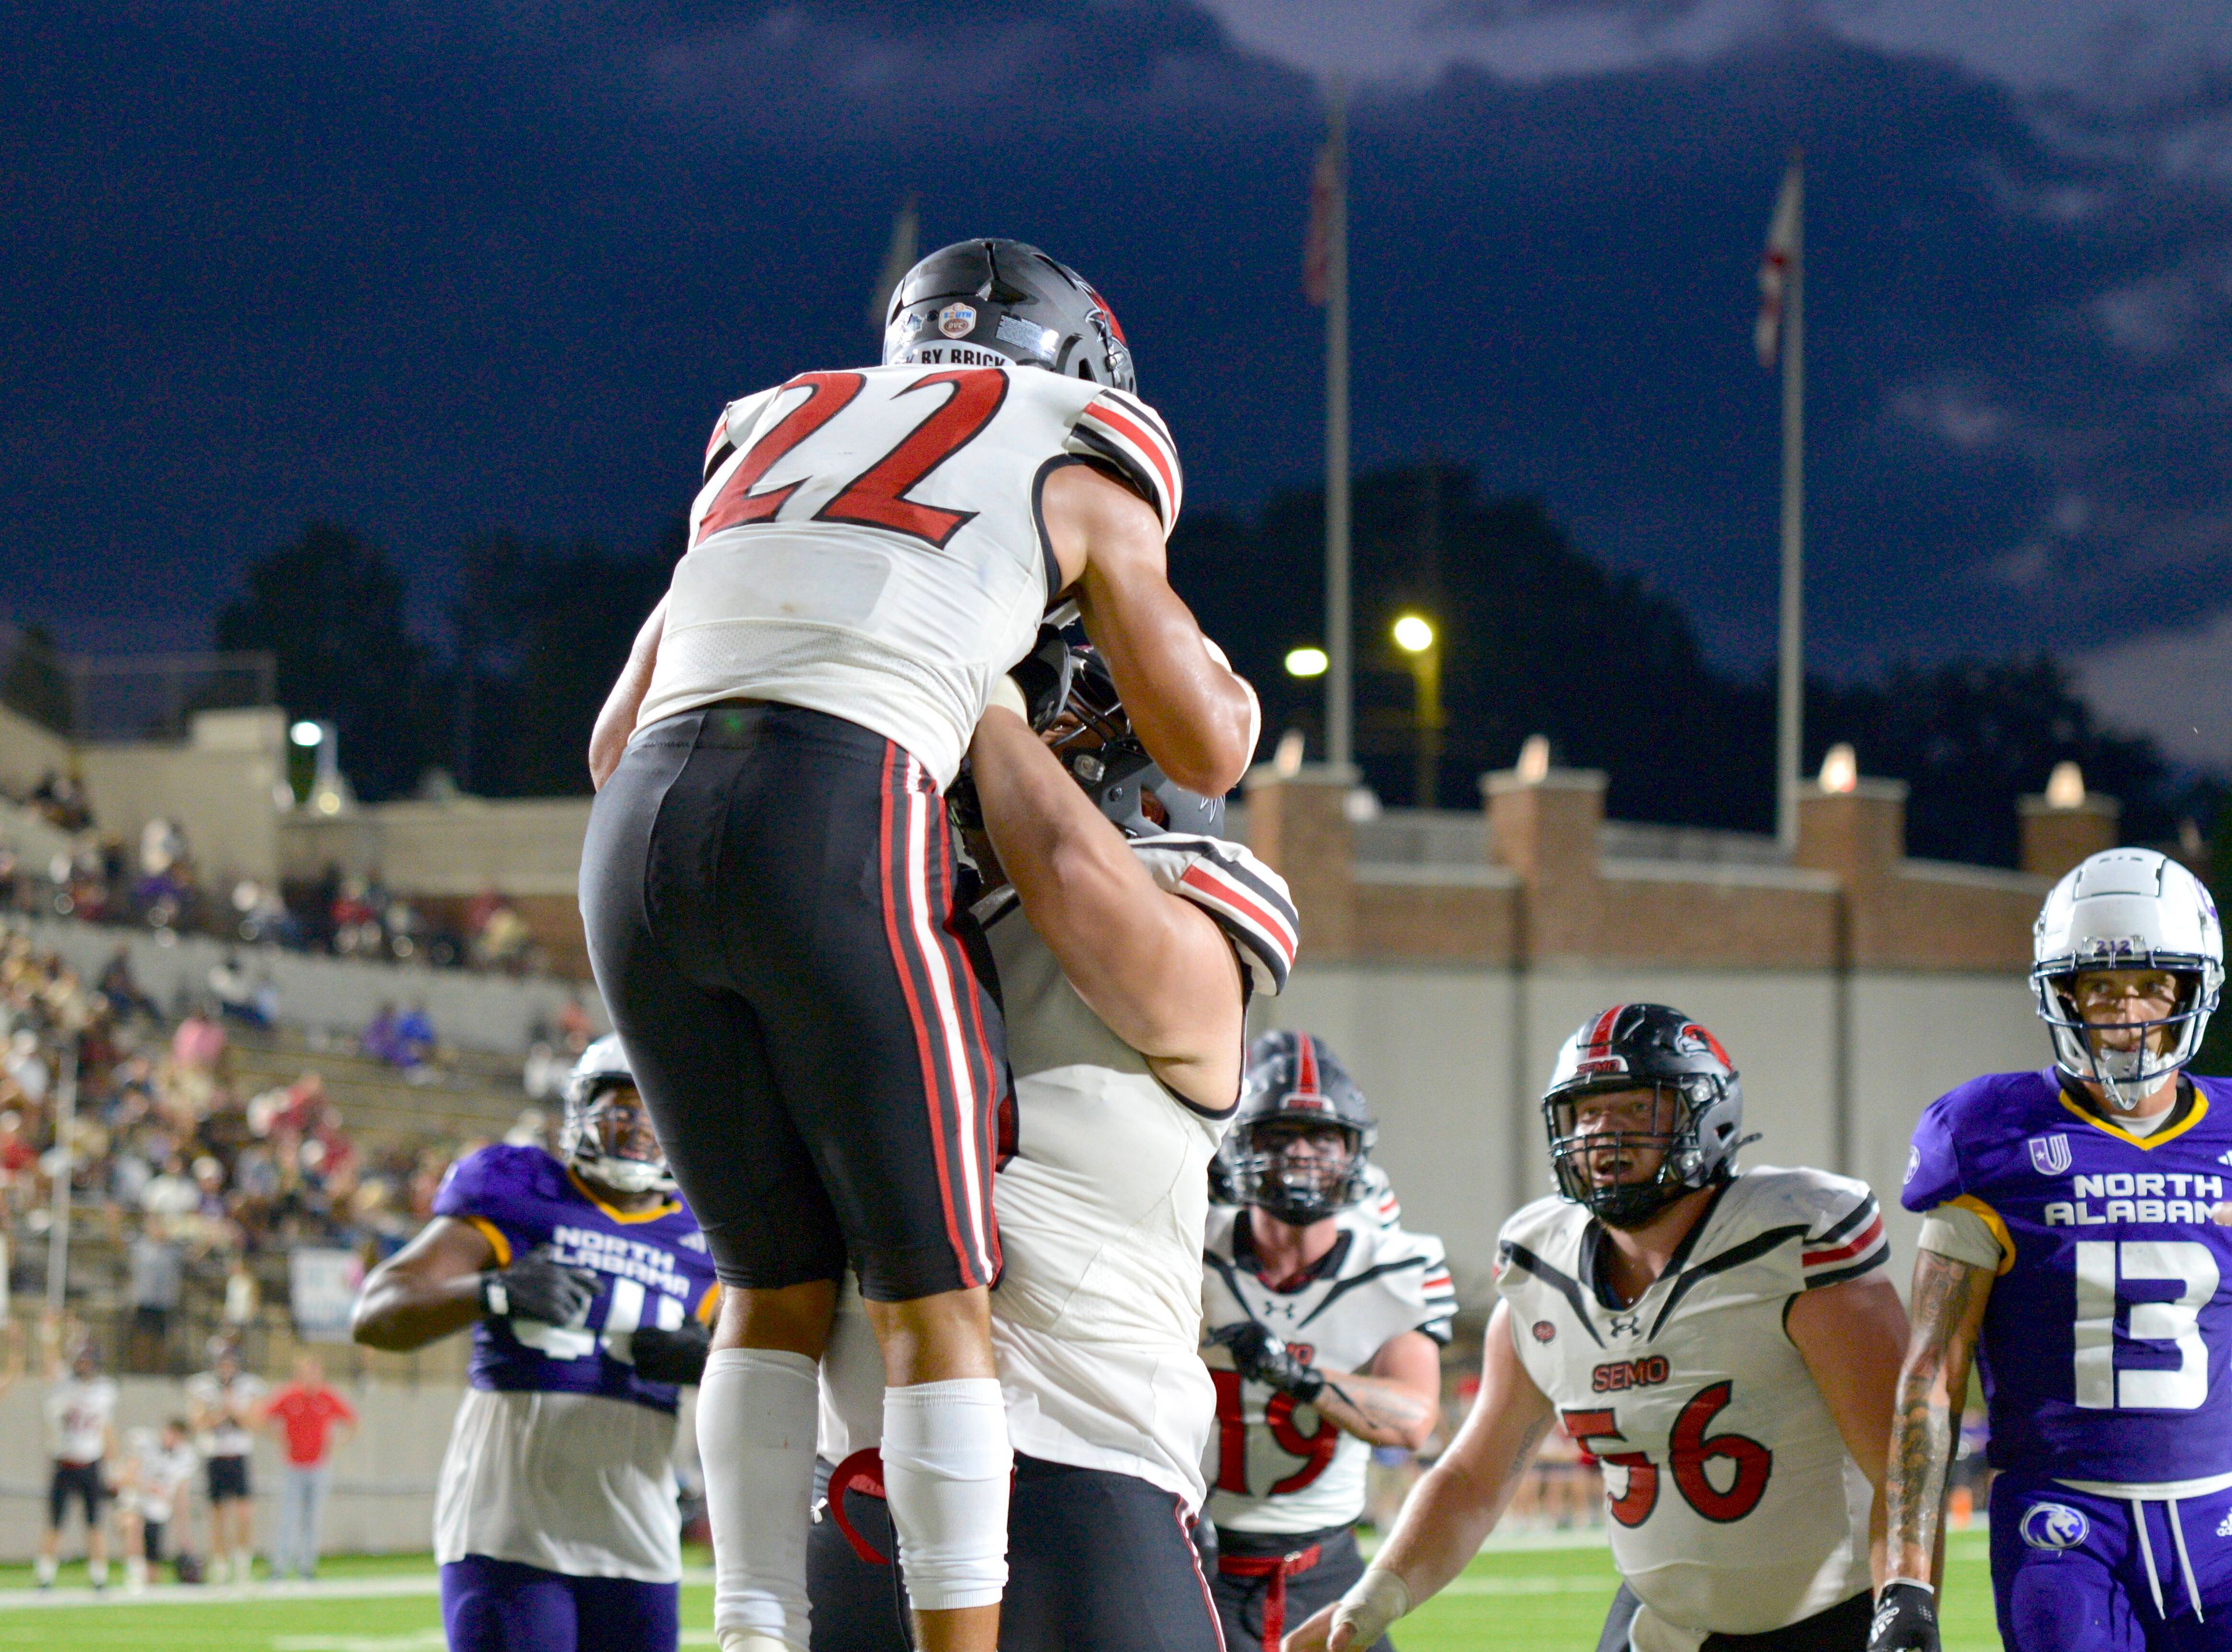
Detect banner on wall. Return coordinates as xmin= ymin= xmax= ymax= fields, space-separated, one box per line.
xmin=288 ymin=1247 xmax=363 ymax=1343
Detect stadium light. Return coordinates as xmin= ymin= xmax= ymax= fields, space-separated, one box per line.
xmin=1285 ymin=646 xmax=1329 ymax=678
xmin=291 ymin=720 xmax=324 ymax=747
xmin=1819 ymin=743 xmax=1858 ymax=795
xmin=1392 ymin=614 xmax=1434 ymax=654
xmin=2045 ymin=761 xmax=2086 ymax=809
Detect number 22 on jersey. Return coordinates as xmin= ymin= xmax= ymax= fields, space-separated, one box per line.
xmin=1562 ymin=1382 xmax=1773 ymax=1526
xmin=697 ymin=370 xmax=1010 ymax=551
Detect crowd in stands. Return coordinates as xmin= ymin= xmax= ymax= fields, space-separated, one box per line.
xmin=0 ymin=923 xmax=576 ymax=1375
xmin=1 ymin=773 xmax=554 ymax=975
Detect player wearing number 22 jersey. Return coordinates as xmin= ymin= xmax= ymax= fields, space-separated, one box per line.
xmin=1876 ymin=850 xmax=2232 ymax=1652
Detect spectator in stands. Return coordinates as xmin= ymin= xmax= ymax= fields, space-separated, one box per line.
xmin=362 ymin=1002 xmax=434 ymax=1071
xmin=39 ymin=1341 xmax=116 ymax=1590
xmin=263 ymin=1352 xmax=357 ymax=1581
xmin=185 ymin=1343 xmax=266 ymax=1584
xmin=96 ymin=949 xmax=159 ymax=1022
xmin=209 ymin=954 xmax=276 ymax=1028
xmin=141 ymin=1154 xmax=198 ymax=1220
xmin=6 ymin=1029 xmax=48 ymax=1106
xmin=126 ymin=1224 xmax=184 ymax=1372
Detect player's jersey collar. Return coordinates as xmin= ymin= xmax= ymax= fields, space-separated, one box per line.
xmin=2054 ymin=1074 xmax=2205 ymax=1152
xmin=566 ymin=1167 xmax=682 ymax=1224
xmin=1233 ymin=1208 xmax=1353 ymax=1293
xmin=1580 ymin=1176 xmax=1731 ymax=1311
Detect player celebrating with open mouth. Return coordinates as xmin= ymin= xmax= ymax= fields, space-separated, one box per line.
xmin=1874 ymin=849 xmax=2230 ymax=1652
xmin=1289 ymin=1004 xmax=1908 ymax=1652
xmin=580 ymin=239 xmax=1255 ymax=1652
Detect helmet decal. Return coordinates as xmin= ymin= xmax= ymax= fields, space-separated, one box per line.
xmin=1542 ymin=1004 xmax=1745 ymax=1230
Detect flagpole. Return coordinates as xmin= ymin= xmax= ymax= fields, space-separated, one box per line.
xmin=1325 ymin=78 xmax=1353 ymax=773
xmin=1775 ymin=155 xmax=1804 ymax=848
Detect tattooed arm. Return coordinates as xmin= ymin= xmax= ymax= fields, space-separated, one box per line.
xmin=1884 ymin=1248 xmax=1993 ymax=1587
xmin=1311 ymin=1329 xmax=1444 ymax=1450
xmin=1283 ymin=1303 xmax=1557 ymax=1651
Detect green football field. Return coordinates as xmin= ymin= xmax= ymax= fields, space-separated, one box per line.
xmin=0 ymin=1532 xmax=2004 ymax=1650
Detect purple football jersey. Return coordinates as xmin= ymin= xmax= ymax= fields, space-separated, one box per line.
xmin=434 ymin=1143 xmax=718 ymax=1413
xmin=1905 ymin=1068 xmax=2232 ymax=1481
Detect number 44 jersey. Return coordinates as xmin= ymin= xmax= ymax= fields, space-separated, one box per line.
xmin=1904 ymin=1068 xmax=2232 ymax=1483
xmin=1496 ymin=1167 xmax=1888 ymax=1641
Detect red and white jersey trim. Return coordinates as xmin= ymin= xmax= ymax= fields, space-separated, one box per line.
xmin=1068 ymin=388 xmax=1183 ymax=535
xmin=1129 ymin=834 xmax=1297 ymax=994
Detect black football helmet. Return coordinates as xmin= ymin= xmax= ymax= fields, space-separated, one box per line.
xmin=1220 ymin=1031 xmax=1378 ymax=1227
xmin=1541 ymin=1003 xmax=1746 ymax=1229
xmin=884 ymin=239 xmax=1136 ymax=391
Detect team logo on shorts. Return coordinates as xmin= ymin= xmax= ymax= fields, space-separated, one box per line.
xmin=2019 ymin=1503 xmax=2090 ymax=1551
xmin=2029 ymin=1134 xmax=2072 ymax=1176
xmin=938 ymin=303 xmax=977 ymax=338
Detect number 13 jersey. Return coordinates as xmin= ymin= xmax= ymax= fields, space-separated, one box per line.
xmin=1496 ymin=1167 xmax=1887 ymax=1642
xmin=639 ymin=364 xmax=1183 ymax=790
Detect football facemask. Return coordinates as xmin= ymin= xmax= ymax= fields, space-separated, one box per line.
xmin=564 ymin=1084 xmax=675 ymax=1196
xmin=1231 ymin=1121 xmax=1365 ymax=1228
xmin=1546 ymin=1085 xmax=1708 ymax=1230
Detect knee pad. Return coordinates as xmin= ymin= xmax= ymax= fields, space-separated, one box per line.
xmin=698 ymin=1349 xmax=819 ymax=1652
xmin=880 ymin=1378 xmax=1011 ymax=1612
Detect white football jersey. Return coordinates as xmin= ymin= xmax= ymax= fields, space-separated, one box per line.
xmin=44 ymin=1376 xmax=117 ymax=1464
xmin=818 ymin=835 xmax=1296 ymax=1515
xmin=640 ymin=364 xmax=1182 ymax=789
xmin=1200 ymin=1207 xmax=1456 ymax=1534
xmin=1496 ymin=1167 xmax=1890 ymax=1646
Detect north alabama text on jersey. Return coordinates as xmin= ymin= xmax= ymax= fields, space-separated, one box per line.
xmin=547 ymin=1224 xmax=696 ymax=1295
xmin=2040 ymin=1172 xmax=2228 ymax=1227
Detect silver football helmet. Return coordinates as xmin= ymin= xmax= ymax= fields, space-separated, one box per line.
xmin=2032 ymin=849 xmax=2224 ymax=1111
xmin=560 ymin=1034 xmax=675 ymax=1196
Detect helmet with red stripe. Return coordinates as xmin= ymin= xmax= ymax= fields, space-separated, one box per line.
xmin=1542 ymin=1003 xmax=1745 ymax=1229
xmin=884 ymin=238 xmax=1136 ymax=392
xmin=1222 ymin=1031 xmax=1378 ymax=1227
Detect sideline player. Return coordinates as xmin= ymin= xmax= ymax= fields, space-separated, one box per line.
xmin=808 ymin=643 xmax=1296 ymax=1651
xmin=1874 ymin=849 xmax=2230 ymax=1652
xmin=186 ymin=1343 xmax=265 ymax=1584
xmin=39 ymin=1340 xmax=117 ymax=1590
xmin=116 ymin=1418 xmax=198 ymax=1591
xmin=352 ymin=1037 xmax=717 ymax=1652
xmin=1201 ymin=1033 xmax=1455 ymax=1652
xmin=1290 ymin=1003 xmax=1909 ymax=1652
xmin=580 ymin=238 xmax=1256 ymax=1652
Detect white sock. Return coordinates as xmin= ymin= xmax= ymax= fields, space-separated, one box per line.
xmin=698 ymin=1347 xmax=818 ymax=1652
xmin=125 ymin=1556 xmax=147 ymax=1589
xmin=34 ymin=1556 xmax=55 ymax=1585
xmin=880 ymin=1377 xmax=1010 ymax=1612
xmin=87 ymin=1558 xmax=108 ymax=1587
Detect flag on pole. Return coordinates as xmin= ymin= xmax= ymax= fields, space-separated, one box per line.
xmin=868 ymin=195 xmax=920 ymax=332
xmin=1755 ymin=155 xmax=1802 ymax=368
xmin=1303 ymin=144 xmax=1337 ymax=306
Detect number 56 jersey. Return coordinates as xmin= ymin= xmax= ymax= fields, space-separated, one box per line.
xmin=1904 ymin=1068 xmax=2232 ymax=1484
xmin=1496 ymin=1167 xmax=1888 ymax=1641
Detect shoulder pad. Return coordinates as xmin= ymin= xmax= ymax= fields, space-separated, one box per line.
xmin=702 ymin=385 xmax=785 ymax=485
xmin=1348 ymin=1224 xmax=1458 ymax=1345
xmin=1127 ymin=834 xmax=1297 ymax=994
xmin=1065 ymin=388 xmax=1183 ymax=536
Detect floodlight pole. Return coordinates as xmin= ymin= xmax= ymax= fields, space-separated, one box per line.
xmin=1324 ymin=80 xmax=1353 ymax=773
xmin=1776 ymin=160 xmax=1805 ymax=848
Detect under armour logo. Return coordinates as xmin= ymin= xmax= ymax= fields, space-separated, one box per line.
xmin=1608 ymin=1314 xmax=1643 ymax=1339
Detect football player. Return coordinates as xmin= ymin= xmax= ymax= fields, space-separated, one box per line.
xmin=1874 ymin=849 xmax=2231 ymax=1652
xmin=579 ymin=238 xmax=1257 ymax=1652
xmin=1289 ymin=1004 xmax=1909 ymax=1652
xmin=1200 ymin=1033 xmax=1457 ymax=1652
xmin=807 ymin=643 xmax=1297 ymax=1651
xmin=352 ymin=1036 xmax=718 ymax=1652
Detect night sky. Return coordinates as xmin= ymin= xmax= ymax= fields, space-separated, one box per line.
xmin=8 ymin=0 xmax=2230 ymax=767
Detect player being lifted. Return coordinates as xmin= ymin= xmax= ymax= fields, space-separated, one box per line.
xmin=1874 ymin=849 xmax=2231 ymax=1652
xmin=1200 ymin=1033 xmax=1456 ymax=1652
xmin=810 ymin=643 xmax=1297 ymax=1650
xmin=580 ymin=239 xmax=1256 ymax=1652
xmin=1292 ymin=1004 xmax=1908 ymax=1652
xmin=353 ymin=1038 xmax=717 ymax=1652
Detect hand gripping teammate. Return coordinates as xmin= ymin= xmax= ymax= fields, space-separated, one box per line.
xmin=353 ymin=1038 xmax=718 ymax=1652
xmin=1290 ymin=1004 xmax=1909 ymax=1652
xmin=1200 ymin=1034 xmax=1457 ymax=1652
xmin=579 ymin=239 xmax=1256 ymax=1652
xmin=1875 ymin=849 xmax=2232 ymax=1652
xmin=808 ymin=643 xmax=1296 ymax=1651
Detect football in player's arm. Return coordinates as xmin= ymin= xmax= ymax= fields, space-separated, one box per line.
xmin=1875 ymin=849 xmax=2231 ymax=1652
xmin=1200 ymin=1034 xmax=1455 ymax=1652
xmin=352 ymin=1039 xmax=716 ymax=1652
xmin=1291 ymin=1004 xmax=1908 ymax=1652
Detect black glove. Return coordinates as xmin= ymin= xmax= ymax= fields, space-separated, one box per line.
xmin=629 ymin=1322 xmax=713 ymax=1385
xmin=480 ymin=1250 xmax=598 ymax=1326
xmin=1868 ymin=1582 xmax=1940 ymax=1652
xmin=1212 ymin=1320 xmax=1325 ymax=1403
xmin=1007 ymin=625 xmax=1075 ymax=732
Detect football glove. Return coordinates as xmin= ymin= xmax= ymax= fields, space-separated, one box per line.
xmin=629 ymin=1322 xmax=713 ymax=1385
xmin=479 ymin=1249 xmax=598 ymax=1326
xmin=1211 ymin=1320 xmax=1325 ymax=1403
xmin=1868 ymin=1582 xmax=1940 ymax=1652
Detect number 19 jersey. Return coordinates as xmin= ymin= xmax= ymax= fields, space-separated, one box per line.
xmin=639 ymin=364 xmax=1183 ymax=789
xmin=1904 ymin=1068 xmax=2232 ymax=1485
xmin=1496 ymin=1168 xmax=1887 ymax=1641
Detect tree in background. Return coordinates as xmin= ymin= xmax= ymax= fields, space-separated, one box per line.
xmin=216 ymin=523 xmax=441 ymax=802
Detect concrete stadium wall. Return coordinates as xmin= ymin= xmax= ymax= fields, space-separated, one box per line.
xmin=24 ymin=917 xmax=607 ymax=1054
xmin=1258 ymin=963 xmax=2043 ymax=1298
xmin=0 ymin=1375 xmax=700 ymax=1561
